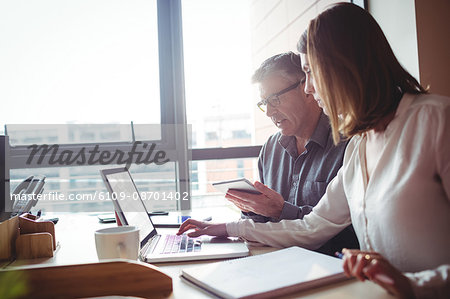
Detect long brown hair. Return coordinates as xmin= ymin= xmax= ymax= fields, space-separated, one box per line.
xmin=307 ymin=3 xmax=426 ymax=143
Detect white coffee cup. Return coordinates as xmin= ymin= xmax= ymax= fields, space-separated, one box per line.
xmin=95 ymin=226 xmax=140 ymax=260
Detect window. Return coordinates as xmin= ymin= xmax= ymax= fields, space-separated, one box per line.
xmin=232 ymin=130 xmax=251 ymax=140
xmin=182 ymin=0 xmax=255 ymax=149
xmin=190 ymin=157 xmax=259 ymax=209
xmin=0 ymin=0 xmax=161 ymax=125
xmin=236 ymin=160 xmax=245 ymax=178
xmin=1 ymin=0 xmax=187 ymax=213
xmin=6 ymin=124 xmax=163 ymax=146
xmin=10 ymin=163 xmax=178 ymax=213
xmin=205 ymin=132 xmax=219 ymax=141
xmin=182 ymin=0 xmax=260 ymax=207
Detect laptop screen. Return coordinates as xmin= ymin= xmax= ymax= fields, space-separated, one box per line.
xmin=104 ymin=171 xmax=154 ymax=243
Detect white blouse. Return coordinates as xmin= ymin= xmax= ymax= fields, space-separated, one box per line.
xmin=226 ymin=93 xmax=450 ymax=298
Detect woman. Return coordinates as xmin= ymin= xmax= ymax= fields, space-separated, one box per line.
xmin=178 ymin=3 xmax=449 ymax=298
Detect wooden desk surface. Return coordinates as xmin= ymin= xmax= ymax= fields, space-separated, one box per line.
xmin=6 ymin=212 xmax=392 ymax=299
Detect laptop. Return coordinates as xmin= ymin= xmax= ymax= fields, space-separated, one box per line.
xmin=100 ymin=167 xmax=249 ymax=263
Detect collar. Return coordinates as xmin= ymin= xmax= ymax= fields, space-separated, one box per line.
xmin=308 ymin=111 xmax=330 ymax=149
xmin=277 ymin=111 xmax=330 ymax=156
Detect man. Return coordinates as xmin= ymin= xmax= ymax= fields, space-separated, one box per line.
xmin=226 ymin=51 xmax=359 ymax=255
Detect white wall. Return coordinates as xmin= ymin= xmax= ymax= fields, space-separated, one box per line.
xmin=369 ymin=0 xmax=450 ymax=96
xmin=369 ymin=0 xmax=420 ymax=82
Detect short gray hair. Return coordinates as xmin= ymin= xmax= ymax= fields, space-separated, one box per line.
xmin=251 ymin=52 xmax=304 ymax=84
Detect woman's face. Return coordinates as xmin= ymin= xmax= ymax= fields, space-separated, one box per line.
xmin=300 ymin=53 xmax=328 ymax=116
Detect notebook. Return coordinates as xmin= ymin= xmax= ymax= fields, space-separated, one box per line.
xmin=100 ymin=167 xmax=249 ymax=263
xmin=181 ymin=246 xmax=350 ymax=299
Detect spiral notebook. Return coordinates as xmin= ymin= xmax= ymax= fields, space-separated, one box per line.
xmin=181 ymin=246 xmax=350 ymax=299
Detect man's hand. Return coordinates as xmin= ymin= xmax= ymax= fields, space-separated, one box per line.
xmin=177 ymin=219 xmax=228 ymax=238
xmin=226 ymin=181 xmax=284 ymax=219
xmin=342 ymin=249 xmax=415 ymax=299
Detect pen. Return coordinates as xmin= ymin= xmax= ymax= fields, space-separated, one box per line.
xmin=334 ymin=251 xmax=344 ymax=259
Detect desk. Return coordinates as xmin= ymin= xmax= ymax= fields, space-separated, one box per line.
xmin=5 ymin=211 xmax=392 ymax=299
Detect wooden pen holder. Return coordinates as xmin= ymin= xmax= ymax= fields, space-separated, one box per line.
xmin=0 ymin=260 xmax=173 ymax=298
xmin=15 ymin=213 xmax=56 ymax=259
xmin=0 ymin=215 xmax=19 ymax=261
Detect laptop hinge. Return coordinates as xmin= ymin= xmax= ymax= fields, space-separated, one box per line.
xmin=140 ymin=235 xmax=160 ymax=260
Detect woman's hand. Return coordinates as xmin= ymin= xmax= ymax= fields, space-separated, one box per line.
xmin=176 ymin=219 xmax=228 ymax=238
xmin=342 ymin=249 xmax=415 ymax=298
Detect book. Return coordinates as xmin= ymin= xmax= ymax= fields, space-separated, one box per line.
xmin=181 ymin=246 xmax=349 ymax=299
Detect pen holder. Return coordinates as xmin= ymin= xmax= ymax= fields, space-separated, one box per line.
xmin=15 ymin=213 xmax=56 ymax=259
xmin=0 ymin=260 xmax=173 ymax=298
xmin=0 ymin=215 xmax=19 ymax=261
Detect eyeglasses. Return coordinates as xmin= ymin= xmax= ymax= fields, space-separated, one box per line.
xmin=257 ymin=80 xmax=303 ymax=112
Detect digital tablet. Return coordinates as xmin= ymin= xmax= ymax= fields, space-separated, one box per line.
xmin=212 ymin=178 xmax=261 ymax=194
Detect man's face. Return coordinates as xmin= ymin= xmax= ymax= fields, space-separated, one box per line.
xmin=300 ymin=53 xmax=328 ymax=115
xmin=259 ymin=74 xmax=311 ymax=137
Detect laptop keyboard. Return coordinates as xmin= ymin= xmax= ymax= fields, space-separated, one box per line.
xmin=162 ymin=234 xmax=201 ymax=254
